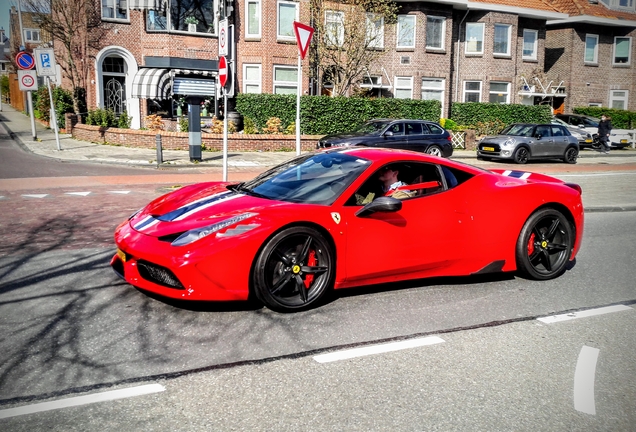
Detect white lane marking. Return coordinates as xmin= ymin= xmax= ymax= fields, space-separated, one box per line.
xmin=109 ymin=190 xmax=131 ymax=194
xmin=22 ymin=194 xmax=49 ymax=199
xmin=557 ymin=172 xmax=636 ymax=178
xmin=313 ymin=336 xmax=445 ymax=363
xmin=537 ymin=305 xmax=632 ymax=324
xmin=0 ymin=384 xmax=165 ymax=419
xmin=574 ymin=346 xmax=599 ymax=415
xmin=65 ymin=192 xmax=91 ymax=197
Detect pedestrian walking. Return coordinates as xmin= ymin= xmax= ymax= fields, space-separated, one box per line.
xmin=597 ymin=114 xmax=612 ymax=154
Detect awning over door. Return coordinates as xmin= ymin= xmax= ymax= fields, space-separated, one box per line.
xmin=131 ymin=68 xmax=171 ymax=100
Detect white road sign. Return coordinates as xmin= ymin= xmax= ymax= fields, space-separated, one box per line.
xmin=219 ymin=19 xmax=228 ymax=56
xmin=34 ymin=48 xmax=57 ymax=76
xmin=18 ymin=70 xmax=38 ymax=91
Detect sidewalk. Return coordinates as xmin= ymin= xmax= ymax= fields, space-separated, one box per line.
xmin=2 ymin=105 xmax=636 ymax=211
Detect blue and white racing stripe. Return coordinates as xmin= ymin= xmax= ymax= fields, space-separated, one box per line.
xmin=501 ymin=170 xmax=532 ymax=180
xmin=157 ymin=191 xmax=244 ymax=222
xmin=133 ymin=215 xmax=159 ymax=232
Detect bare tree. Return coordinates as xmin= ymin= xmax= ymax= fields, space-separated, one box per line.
xmin=23 ymin=0 xmax=107 ymax=114
xmin=311 ymin=0 xmax=398 ymax=96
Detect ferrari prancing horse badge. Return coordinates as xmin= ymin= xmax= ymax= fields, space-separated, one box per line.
xmin=331 ymin=212 xmax=341 ymax=224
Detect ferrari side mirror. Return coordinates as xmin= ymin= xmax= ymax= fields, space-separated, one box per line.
xmin=355 ymin=196 xmax=402 ymax=217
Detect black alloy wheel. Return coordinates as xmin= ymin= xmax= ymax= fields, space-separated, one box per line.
xmin=513 ymin=147 xmax=529 ymax=164
xmin=515 ymin=208 xmax=573 ymax=280
xmin=563 ymin=147 xmax=579 ymax=164
xmin=253 ymin=226 xmax=335 ymax=312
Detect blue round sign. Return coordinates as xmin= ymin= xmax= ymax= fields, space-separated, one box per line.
xmin=16 ymin=52 xmax=35 ymax=70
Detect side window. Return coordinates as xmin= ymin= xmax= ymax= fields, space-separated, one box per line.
xmin=427 ymin=123 xmax=444 ymax=135
xmin=405 ymin=123 xmax=422 ymax=135
xmin=536 ymin=125 xmax=551 ymax=137
xmin=569 ymin=117 xmax=581 ymax=126
xmin=389 ymin=123 xmax=405 ymax=135
xmin=551 ymin=126 xmax=564 ymax=136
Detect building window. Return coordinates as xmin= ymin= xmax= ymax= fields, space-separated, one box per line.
xmin=610 ymin=90 xmax=628 ymax=109
xmin=421 ymin=78 xmax=445 ymax=116
xmin=325 ymin=11 xmax=345 ymax=47
xmin=489 ymin=82 xmax=510 ymax=104
xmin=147 ymin=0 xmax=218 ymax=34
xmin=397 ymin=15 xmax=416 ymax=48
xmin=273 ymin=66 xmax=298 ymax=94
xmin=101 ymin=0 xmax=128 ymax=20
xmin=246 ymin=0 xmax=261 ymax=38
xmin=278 ymin=1 xmax=298 ymax=40
xmin=599 ymin=0 xmax=635 ymax=11
xmin=366 ymin=13 xmax=384 ymax=49
xmin=465 ymin=23 xmax=484 ymax=54
xmin=243 ymin=64 xmax=262 ymax=93
xmin=394 ymin=77 xmax=413 ymax=99
xmin=493 ymin=24 xmax=511 ymax=56
xmin=522 ymin=29 xmax=538 ymax=60
xmin=613 ymin=37 xmax=632 ymax=65
xmin=463 ymin=81 xmax=482 ymax=102
xmin=426 ymin=16 xmax=445 ymax=50
xmin=1 ymin=63 xmax=6 ymax=72
xmin=585 ymin=34 xmax=599 ymax=63
xmin=24 ymin=29 xmax=41 ymax=42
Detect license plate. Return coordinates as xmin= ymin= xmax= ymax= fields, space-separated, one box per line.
xmin=483 ymin=146 xmax=494 ymax=152
xmin=620 ymin=139 xmax=628 ymax=143
xmin=585 ymin=139 xmax=593 ymax=143
xmin=116 ymin=249 xmax=126 ymax=262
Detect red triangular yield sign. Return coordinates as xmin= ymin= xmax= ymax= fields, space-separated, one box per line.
xmin=293 ymin=21 xmax=314 ymax=60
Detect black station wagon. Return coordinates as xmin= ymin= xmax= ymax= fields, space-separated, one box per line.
xmin=317 ymin=119 xmax=454 ymax=158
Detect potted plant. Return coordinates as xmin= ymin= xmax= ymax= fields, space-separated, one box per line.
xmin=185 ymin=16 xmax=198 ymax=32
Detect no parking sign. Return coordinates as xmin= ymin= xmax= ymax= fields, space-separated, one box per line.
xmin=18 ymin=70 xmax=38 ymax=91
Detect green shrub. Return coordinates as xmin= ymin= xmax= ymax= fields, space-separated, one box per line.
xmin=32 ymin=86 xmax=74 ymax=129
xmin=179 ymin=118 xmax=189 ymax=132
xmin=243 ymin=117 xmax=259 ymax=134
xmin=86 ymin=108 xmax=117 ymax=127
xmin=117 ymin=111 xmax=132 ymax=129
xmin=451 ymin=103 xmax=552 ymax=129
xmin=572 ymin=106 xmax=636 ymax=129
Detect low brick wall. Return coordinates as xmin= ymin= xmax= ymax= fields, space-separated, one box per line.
xmin=71 ymin=122 xmax=322 ymax=152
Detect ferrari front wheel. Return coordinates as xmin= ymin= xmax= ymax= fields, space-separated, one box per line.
xmin=515 ymin=208 xmax=573 ymax=280
xmin=253 ymin=226 xmax=335 ymax=312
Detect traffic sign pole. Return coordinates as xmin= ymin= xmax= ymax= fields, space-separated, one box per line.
xmin=296 ymin=54 xmax=301 ymax=156
xmin=46 ymin=76 xmax=61 ymax=150
xmin=292 ymin=22 xmax=315 ymax=156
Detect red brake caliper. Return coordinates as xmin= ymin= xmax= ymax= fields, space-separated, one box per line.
xmin=527 ymin=233 xmax=536 ymax=256
xmin=303 ymin=250 xmax=316 ymax=289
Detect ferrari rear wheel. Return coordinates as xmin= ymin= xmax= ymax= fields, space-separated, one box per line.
xmin=426 ymin=145 xmax=442 ymax=157
xmin=513 ymin=147 xmax=529 ymax=164
xmin=516 ymin=208 xmax=573 ymax=280
xmin=253 ymin=226 xmax=335 ymax=312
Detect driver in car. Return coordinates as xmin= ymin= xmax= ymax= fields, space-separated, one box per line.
xmin=355 ymin=164 xmax=415 ymax=204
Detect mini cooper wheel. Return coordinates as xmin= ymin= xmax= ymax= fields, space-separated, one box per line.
xmin=426 ymin=145 xmax=443 ymax=157
xmin=516 ymin=208 xmax=573 ymax=280
xmin=253 ymin=226 xmax=335 ymax=312
xmin=513 ymin=147 xmax=529 ymax=164
xmin=563 ymin=146 xmax=579 ymax=164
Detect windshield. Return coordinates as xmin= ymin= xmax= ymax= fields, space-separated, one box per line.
xmin=237 ymin=152 xmax=372 ymax=205
xmin=353 ymin=121 xmax=391 ymax=135
xmin=500 ymin=124 xmax=535 ymax=137
xmin=552 ymin=118 xmax=568 ymax=127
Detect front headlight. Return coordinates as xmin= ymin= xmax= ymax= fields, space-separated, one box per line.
xmin=501 ymin=138 xmax=516 ymax=148
xmin=171 ymin=212 xmax=258 ymax=247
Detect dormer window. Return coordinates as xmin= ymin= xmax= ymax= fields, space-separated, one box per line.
xmin=599 ymin=0 xmax=635 ymax=12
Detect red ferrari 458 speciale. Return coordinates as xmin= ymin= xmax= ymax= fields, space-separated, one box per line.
xmin=112 ymin=147 xmax=584 ymax=312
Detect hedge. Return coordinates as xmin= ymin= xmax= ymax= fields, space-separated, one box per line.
xmin=235 ymin=94 xmax=441 ymax=135
xmin=450 ymin=102 xmax=553 ymax=127
xmin=572 ymin=107 xmax=636 ymax=129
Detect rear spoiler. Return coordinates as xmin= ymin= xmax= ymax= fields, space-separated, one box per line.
xmin=490 ymin=169 xmax=582 ymax=194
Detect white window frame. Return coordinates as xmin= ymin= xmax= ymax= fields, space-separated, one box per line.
xmin=522 ymin=29 xmax=538 ymax=60
xmin=396 ymin=15 xmax=416 ymax=49
xmin=325 ymin=10 xmax=345 ymax=47
xmin=463 ymin=81 xmax=482 ymax=102
xmin=277 ymin=0 xmax=298 ymax=41
xmin=24 ymin=28 xmax=41 ymax=42
xmin=426 ymin=16 xmax=446 ymax=50
xmin=394 ymin=76 xmax=413 ymax=99
xmin=101 ymin=0 xmax=129 ymax=21
xmin=245 ymin=0 xmax=262 ymax=39
xmin=613 ymin=36 xmax=632 ymax=65
xmin=273 ymin=65 xmax=298 ymax=95
xmin=600 ymin=0 xmax=635 ymax=11
xmin=584 ymin=34 xmax=599 ymax=64
xmin=609 ymin=90 xmax=629 ymax=109
xmin=421 ymin=78 xmax=445 ymax=117
xmin=489 ymin=82 xmax=510 ymax=104
xmin=366 ymin=13 xmax=384 ymax=49
xmin=243 ymin=64 xmax=262 ymax=94
xmin=493 ymin=24 xmax=511 ymax=56
xmin=465 ymin=22 xmax=484 ymax=54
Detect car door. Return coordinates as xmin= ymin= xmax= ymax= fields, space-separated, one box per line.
xmin=550 ymin=125 xmax=570 ymax=155
xmin=532 ymin=125 xmax=554 ymax=157
xmin=376 ymin=122 xmax=408 ymax=149
xmin=405 ymin=122 xmax=426 ymax=152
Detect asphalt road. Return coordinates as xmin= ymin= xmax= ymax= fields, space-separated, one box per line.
xmin=0 ymin=133 xmax=635 ymax=430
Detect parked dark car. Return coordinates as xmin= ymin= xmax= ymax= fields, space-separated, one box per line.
xmin=317 ymin=119 xmax=454 ymax=158
xmin=477 ymin=123 xmax=579 ymax=164
xmin=555 ymin=114 xmax=632 ymax=149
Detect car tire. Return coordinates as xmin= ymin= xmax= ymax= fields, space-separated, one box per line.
xmin=426 ymin=145 xmax=442 ymax=157
xmin=253 ymin=226 xmax=335 ymax=312
xmin=513 ymin=147 xmax=529 ymax=164
xmin=563 ymin=146 xmax=578 ymax=164
xmin=515 ymin=208 xmax=573 ymax=281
